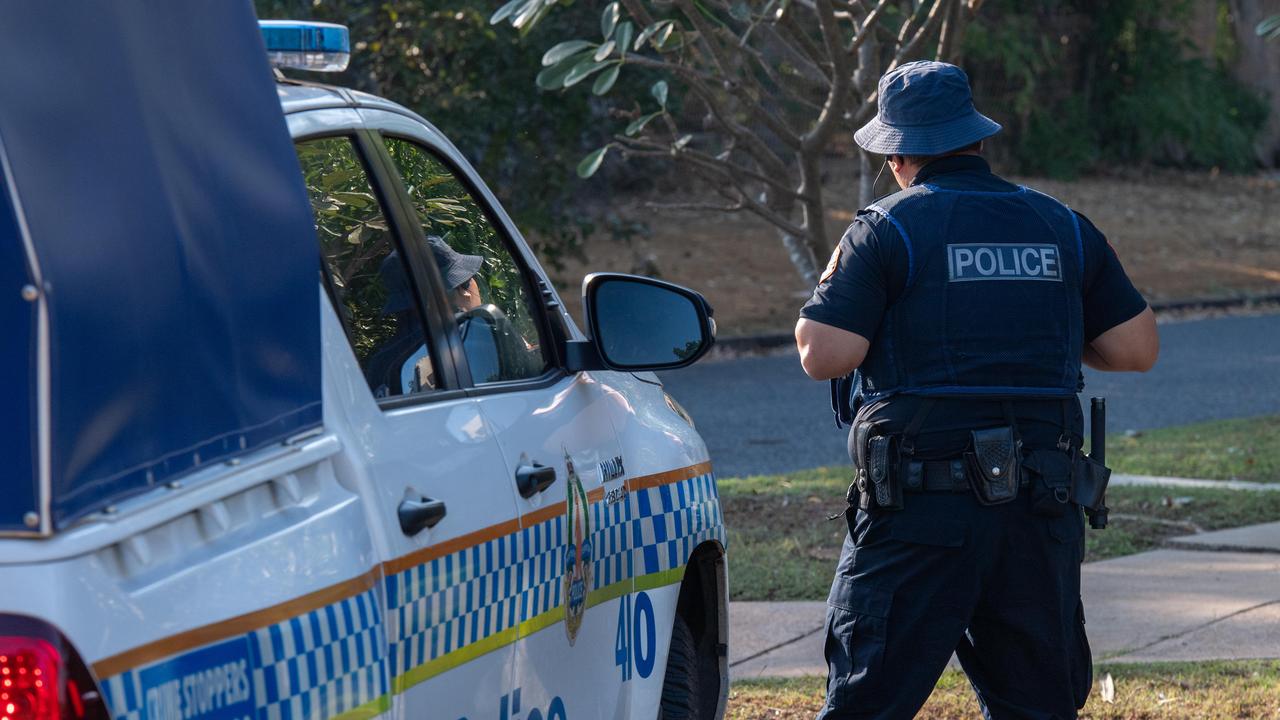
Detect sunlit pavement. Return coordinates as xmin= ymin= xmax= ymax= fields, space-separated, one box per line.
xmin=728 ymin=520 xmax=1280 ymax=678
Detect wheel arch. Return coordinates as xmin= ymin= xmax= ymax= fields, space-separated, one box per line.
xmin=672 ymin=539 xmax=728 ymax=719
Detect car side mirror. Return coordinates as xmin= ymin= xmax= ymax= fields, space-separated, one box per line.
xmin=567 ymin=273 xmax=715 ymax=372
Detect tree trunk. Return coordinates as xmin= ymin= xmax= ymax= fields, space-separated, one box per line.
xmin=1229 ymin=0 xmax=1280 ymax=166
xmin=782 ymin=230 xmax=821 ymax=286
xmin=762 ymin=188 xmax=821 ymax=285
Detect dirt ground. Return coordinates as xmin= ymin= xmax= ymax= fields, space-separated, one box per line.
xmin=548 ymin=164 xmax=1280 ymax=337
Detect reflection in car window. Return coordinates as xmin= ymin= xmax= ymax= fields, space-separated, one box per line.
xmin=383 ymin=137 xmax=548 ymax=383
xmin=295 ymin=136 xmax=437 ymax=398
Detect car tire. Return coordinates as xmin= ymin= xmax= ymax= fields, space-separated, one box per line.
xmin=658 ymin=613 xmax=701 ymax=719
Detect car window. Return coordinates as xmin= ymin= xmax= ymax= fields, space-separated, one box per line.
xmin=383 ymin=136 xmax=549 ymax=384
xmin=295 ymin=136 xmax=439 ymax=398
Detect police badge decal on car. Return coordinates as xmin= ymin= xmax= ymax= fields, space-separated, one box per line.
xmin=563 ymin=450 xmax=593 ymax=645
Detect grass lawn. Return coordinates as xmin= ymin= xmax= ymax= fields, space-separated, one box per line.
xmin=726 ymin=661 xmax=1280 ymax=719
xmin=1106 ymin=415 xmax=1280 ymax=482
xmin=722 ymin=472 xmax=1280 ymax=601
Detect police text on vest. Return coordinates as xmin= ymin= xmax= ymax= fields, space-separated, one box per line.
xmin=947 ymin=244 xmax=1062 ymax=282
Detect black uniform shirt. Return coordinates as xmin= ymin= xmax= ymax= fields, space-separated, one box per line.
xmin=800 ymin=155 xmax=1149 ymax=456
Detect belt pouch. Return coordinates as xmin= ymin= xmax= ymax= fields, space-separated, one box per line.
xmin=849 ymin=421 xmax=880 ymax=508
xmin=966 ymin=426 xmax=1020 ymax=505
xmin=1023 ymin=449 xmax=1073 ymax=517
xmin=1071 ymin=454 xmax=1112 ymax=510
xmin=867 ymin=435 xmax=902 ymax=510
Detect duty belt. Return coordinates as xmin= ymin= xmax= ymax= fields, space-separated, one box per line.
xmin=902 ymin=459 xmax=1032 ymax=494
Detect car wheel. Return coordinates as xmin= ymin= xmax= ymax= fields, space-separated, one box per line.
xmin=658 ymin=613 xmax=701 ymax=719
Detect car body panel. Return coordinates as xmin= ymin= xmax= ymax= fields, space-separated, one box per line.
xmin=0 ymin=78 xmax=727 ymax=720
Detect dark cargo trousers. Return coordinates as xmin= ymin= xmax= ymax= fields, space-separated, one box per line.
xmin=817 ymin=492 xmax=1092 ymax=720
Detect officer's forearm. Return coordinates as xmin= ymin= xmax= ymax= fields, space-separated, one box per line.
xmin=1082 ymin=345 xmax=1121 ymax=371
xmin=1083 ymin=306 xmax=1159 ymax=372
xmin=795 ymin=318 xmax=870 ymax=380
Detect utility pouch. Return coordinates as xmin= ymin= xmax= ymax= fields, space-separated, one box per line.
xmin=966 ymin=426 xmax=1021 ymax=506
xmin=1023 ymin=449 xmax=1074 ymax=517
xmin=867 ymin=435 xmax=902 ymax=510
xmin=848 ymin=421 xmax=878 ymax=509
xmin=1072 ymin=453 xmax=1112 ymax=511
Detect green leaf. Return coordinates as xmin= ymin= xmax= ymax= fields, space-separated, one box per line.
xmin=543 ymin=40 xmax=595 ymax=66
xmin=656 ymin=22 xmax=678 ymax=49
xmin=577 ymin=146 xmax=610 ymax=178
xmin=489 ymin=0 xmax=526 ymax=25
xmin=593 ymin=40 xmax=617 ymax=61
xmin=616 ymin=22 xmax=634 ymax=57
xmin=513 ymin=0 xmax=552 ymax=34
xmin=601 ymin=2 xmax=621 ymax=39
xmin=564 ymin=57 xmax=607 ymax=87
xmin=1259 ymin=15 xmax=1280 ymax=39
xmin=651 ymin=79 xmax=669 ymax=107
xmin=634 ymin=20 xmax=671 ymax=50
xmin=536 ymin=53 xmax=586 ymax=89
xmin=593 ymin=64 xmax=621 ymax=95
xmin=624 ymin=111 xmax=661 ymax=136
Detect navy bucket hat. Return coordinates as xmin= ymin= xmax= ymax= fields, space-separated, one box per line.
xmin=380 ymin=235 xmax=484 ymax=314
xmin=854 ymin=60 xmax=1001 ymax=156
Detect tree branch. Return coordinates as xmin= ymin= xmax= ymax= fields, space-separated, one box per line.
xmin=617 ymin=136 xmax=801 ymax=202
xmin=844 ymin=0 xmax=892 ymax=54
xmin=803 ymin=0 xmax=856 ymax=152
xmin=623 ymin=54 xmax=793 ymax=177
xmin=673 ymin=0 xmax=804 ymax=148
xmin=759 ymin=23 xmax=831 ymax=88
xmin=889 ymin=0 xmax=953 ymax=70
xmin=645 ymin=199 xmax=746 ymax=212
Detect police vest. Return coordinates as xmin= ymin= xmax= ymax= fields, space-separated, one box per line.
xmin=858 ymin=183 xmax=1084 ymax=399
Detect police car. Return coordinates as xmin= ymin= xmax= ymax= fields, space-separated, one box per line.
xmin=0 ymin=10 xmax=727 ymax=720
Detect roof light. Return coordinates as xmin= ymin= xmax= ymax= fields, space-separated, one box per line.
xmin=259 ymin=20 xmax=350 ymax=73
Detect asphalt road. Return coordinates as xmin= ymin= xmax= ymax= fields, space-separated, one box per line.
xmin=658 ymin=312 xmax=1280 ymax=478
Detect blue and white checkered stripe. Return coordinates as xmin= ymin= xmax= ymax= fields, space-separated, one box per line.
xmin=515 ymin=515 xmax=566 ymax=625
xmin=384 ymin=488 xmax=643 ymax=676
xmin=635 ymin=472 xmax=724 ymax=576
xmin=384 ymin=528 xmax=531 ymax=679
xmin=101 ymin=672 xmax=144 ymax=720
xmin=101 ymin=588 xmax=389 ymax=720
xmin=591 ymin=494 xmax=632 ymax=591
xmin=251 ymin=591 xmax=388 ymax=720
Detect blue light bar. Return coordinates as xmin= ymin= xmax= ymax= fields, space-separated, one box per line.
xmin=259 ymin=20 xmax=350 ymax=73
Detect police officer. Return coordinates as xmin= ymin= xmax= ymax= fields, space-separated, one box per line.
xmin=795 ymin=61 xmax=1159 ymax=719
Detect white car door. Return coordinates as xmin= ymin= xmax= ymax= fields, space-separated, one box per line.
xmin=291 ymin=119 xmax=523 ymax=719
xmin=369 ymin=126 xmax=636 ymax=720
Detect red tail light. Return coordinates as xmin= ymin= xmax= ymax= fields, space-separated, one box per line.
xmin=0 ymin=618 xmax=106 ymax=720
xmin=0 ymin=638 xmax=60 ymax=720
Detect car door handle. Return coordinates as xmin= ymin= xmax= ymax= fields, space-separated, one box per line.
xmin=515 ymin=462 xmax=557 ymax=498
xmin=398 ymin=496 xmax=447 ymax=536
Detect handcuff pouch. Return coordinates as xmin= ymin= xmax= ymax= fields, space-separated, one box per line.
xmin=966 ymin=426 xmax=1021 ymax=505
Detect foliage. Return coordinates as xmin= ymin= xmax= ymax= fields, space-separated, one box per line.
xmin=254 ymin=0 xmax=613 ymax=271
xmin=295 ymin=137 xmax=399 ymax=362
xmin=493 ymin=0 xmax=980 ymax=284
xmin=964 ymin=0 xmax=1267 ymax=176
xmin=383 ymin=136 xmax=542 ymax=344
xmin=1260 ymin=14 xmax=1280 ymax=41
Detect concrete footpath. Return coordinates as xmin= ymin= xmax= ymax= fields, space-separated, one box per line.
xmin=729 ymin=518 xmax=1280 ymax=678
